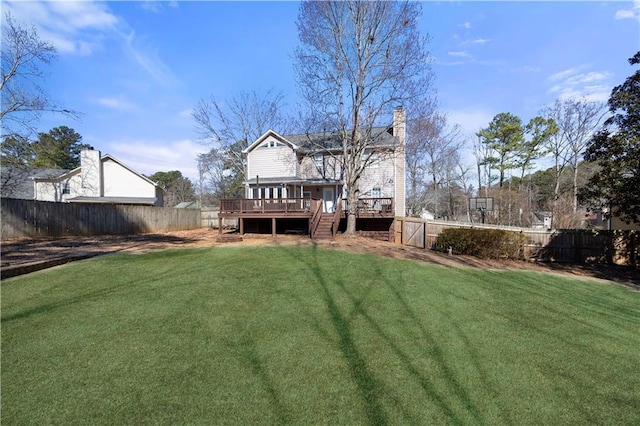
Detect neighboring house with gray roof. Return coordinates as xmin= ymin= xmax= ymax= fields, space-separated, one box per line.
xmin=1 ymin=167 xmax=69 ymax=200
xmin=28 ymin=149 xmax=163 ymax=206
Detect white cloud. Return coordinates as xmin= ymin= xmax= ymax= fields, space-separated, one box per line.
xmin=472 ymin=38 xmax=491 ymax=45
xmin=94 ymin=96 xmax=136 ymax=111
xmin=448 ymin=51 xmax=472 ymax=58
xmin=461 ymin=22 xmax=472 ymax=29
xmin=4 ymin=1 xmax=120 ymax=55
xmin=108 ymin=139 xmax=208 ymax=182
xmin=124 ymin=31 xmax=179 ymax=87
xmin=49 ymin=1 xmax=119 ymax=30
xmin=140 ymin=0 xmax=180 ymax=13
xmin=548 ymin=67 xmax=583 ymax=82
xmin=5 ymin=1 xmax=178 ymax=87
xmin=547 ymin=67 xmax=612 ymax=102
xmin=178 ymin=109 xmax=193 ymax=118
xmin=615 ymin=0 xmax=640 ymax=20
xmin=432 ymin=56 xmax=465 ymax=66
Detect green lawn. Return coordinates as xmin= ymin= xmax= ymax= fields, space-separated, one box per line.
xmin=2 ymin=245 xmax=639 ymax=425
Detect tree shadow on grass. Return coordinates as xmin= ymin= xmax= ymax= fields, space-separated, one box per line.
xmin=303 ymin=244 xmax=388 ymax=425
xmin=234 ymin=336 xmax=293 ymax=425
xmin=280 ymin=243 xmax=489 ymax=424
xmin=1 ymin=282 xmax=133 ymax=323
xmin=344 ymin=256 xmax=487 ymax=425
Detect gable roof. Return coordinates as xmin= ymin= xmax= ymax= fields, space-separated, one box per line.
xmin=285 ymin=126 xmax=395 ymax=153
xmin=1 ymin=166 xmax=69 ymax=199
xmin=29 ymin=153 xmax=162 ymax=191
xmin=244 ymin=125 xmax=398 ymax=156
xmin=101 ymin=154 xmax=162 ymax=189
xmin=243 ymin=130 xmax=300 ymax=154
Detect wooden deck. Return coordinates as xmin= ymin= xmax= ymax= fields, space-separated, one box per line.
xmin=219 ymin=198 xmax=316 ymax=218
xmin=218 ymin=197 xmax=394 ymax=238
xmin=218 ymin=197 xmax=394 ymax=218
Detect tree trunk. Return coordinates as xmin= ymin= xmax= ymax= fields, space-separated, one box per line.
xmin=345 ymin=183 xmax=359 ymax=235
xmin=552 ymin=162 xmax=561 ymax=226
xmin=573 ymin=163 xmax=579 ymax=214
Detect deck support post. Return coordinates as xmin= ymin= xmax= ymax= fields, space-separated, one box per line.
xmin=272 ymin=217 xmax=276 ymax=237
xmin=240 ymin=218 xmax=244 ymax=235
xmin=218 ymin=216 xmax=222 ymax=234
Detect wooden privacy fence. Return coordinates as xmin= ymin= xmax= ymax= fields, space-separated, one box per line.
xmin=393 ymin=217 xmax=638 ymax=266
xmin=1 ymin=198 xmax=201 ymax=239
xmin=201 ymin=207 xmax=238 ymax=229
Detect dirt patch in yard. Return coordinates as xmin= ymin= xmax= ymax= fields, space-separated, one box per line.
xmin=1 ymin=228 xmax=638 ymax=289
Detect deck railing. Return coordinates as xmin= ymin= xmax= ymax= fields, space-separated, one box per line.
xmin=219 ymin=197 xmax=393 ymax=216
xmin=219 ymin=198 xmax=315 ymax=214
xmin=332 ymin=197 xmax=343 ymax=237
xmin=344 ymin=198 xmax=393 ymax=215
xmin=309 ymin=200 xmax=323 ymax=238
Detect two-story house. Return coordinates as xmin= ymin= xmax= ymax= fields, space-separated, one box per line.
xmin=218 ymin=108 xmax=406 ymax=240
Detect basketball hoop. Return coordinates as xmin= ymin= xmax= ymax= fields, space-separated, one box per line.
xmin=469 ymin=197 xmax=494 ymax=224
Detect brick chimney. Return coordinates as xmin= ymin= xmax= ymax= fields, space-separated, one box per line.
xmin=393 ymin=107 xmax=406 ymax=217
xmin=80 ymin=148 xmax=103 ymax=197
xmin=393 ymin=106 xmax=406 ymax=142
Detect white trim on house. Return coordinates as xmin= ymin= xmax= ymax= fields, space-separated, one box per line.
xmin=32 ymin=149 xmax=164 ymax=206
xmin=242 ymin=108 xmax=406 ymax=217
xmin=242 ymin=130 xmax=299 ymax=154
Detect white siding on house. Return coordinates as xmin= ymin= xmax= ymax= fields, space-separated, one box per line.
xmin=34 ymin=173 xmax=80 ymax=202
xmin=243 ymin=108 xmax=406 ymax=217
xmin=247 ymin=137 xmax=296 ymax=179
xmin=34 ymin=180 xmax=62 ymax=202
xmin=80 ymin=149 xmax=102 ymax=197
xmin=359 ymin=153 xmax=395 ymax=199
xmin=64 ymin=173 xmax=84 ymax=200
xmin=32 ymin=150 xmax=160 ymax=204
xmin=299 ymin=154 xmax=342 ymax=180
xmin=102 ymin=159 xmax=156 ymax=197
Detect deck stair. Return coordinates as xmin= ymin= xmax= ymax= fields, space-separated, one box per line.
xmin=313 ymin=213 xmax=336 ymax=240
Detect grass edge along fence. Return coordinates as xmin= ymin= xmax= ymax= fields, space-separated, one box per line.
xmin=393 ymin=217 xmax=638 ymax=266
xmin=1 ymin=198 xmax=201 ymax=238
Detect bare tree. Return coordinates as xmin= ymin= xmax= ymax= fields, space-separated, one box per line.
xmin=544 ymin=98 xmax=606 ymax=222
xmin=1 ymin=12 xmax=78 ymax=139
xmin=196 ymin=148 xmax=244 ymax=203
xmin=406 ymin=106 xmax=464 ymax=217
xmin=405 ymin=99 xmax=437 ymax=215
xmin=455 ymin=154 xmax=475 ymax=221
xmin=472 ymin=134 xmax=495 ymax=197
xmin=295 ymin=0 xmax=433 ymax=234
xmin=192 ymin=89 xmax=288 ymax=191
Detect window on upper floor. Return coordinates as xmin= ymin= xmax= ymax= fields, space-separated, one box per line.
xmin=372 ymin=187 xmax=381 ymax=198
xmin=313 ymin=153 xmax=324 ymax=169
xmin=62 ymin=182 xmax=70 ymax=195
xmin=260 ymin=140 xmax=279 ymax=148
xmin=362 ymin=149 xmax=379 ymax=168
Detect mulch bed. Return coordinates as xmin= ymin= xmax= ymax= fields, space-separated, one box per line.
xmin=1 ymin=229 xmax=638 ymax=289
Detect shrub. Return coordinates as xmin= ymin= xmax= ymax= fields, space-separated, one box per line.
xmin=435 ymin=228 xmax=529 ymax=260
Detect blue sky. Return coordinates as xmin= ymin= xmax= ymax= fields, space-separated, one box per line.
xmin=4 ymin=0 xmax=639 ymax=182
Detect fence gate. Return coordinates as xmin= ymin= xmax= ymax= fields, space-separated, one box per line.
xmin=403 ymin=220 xmax=426 ymax=249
